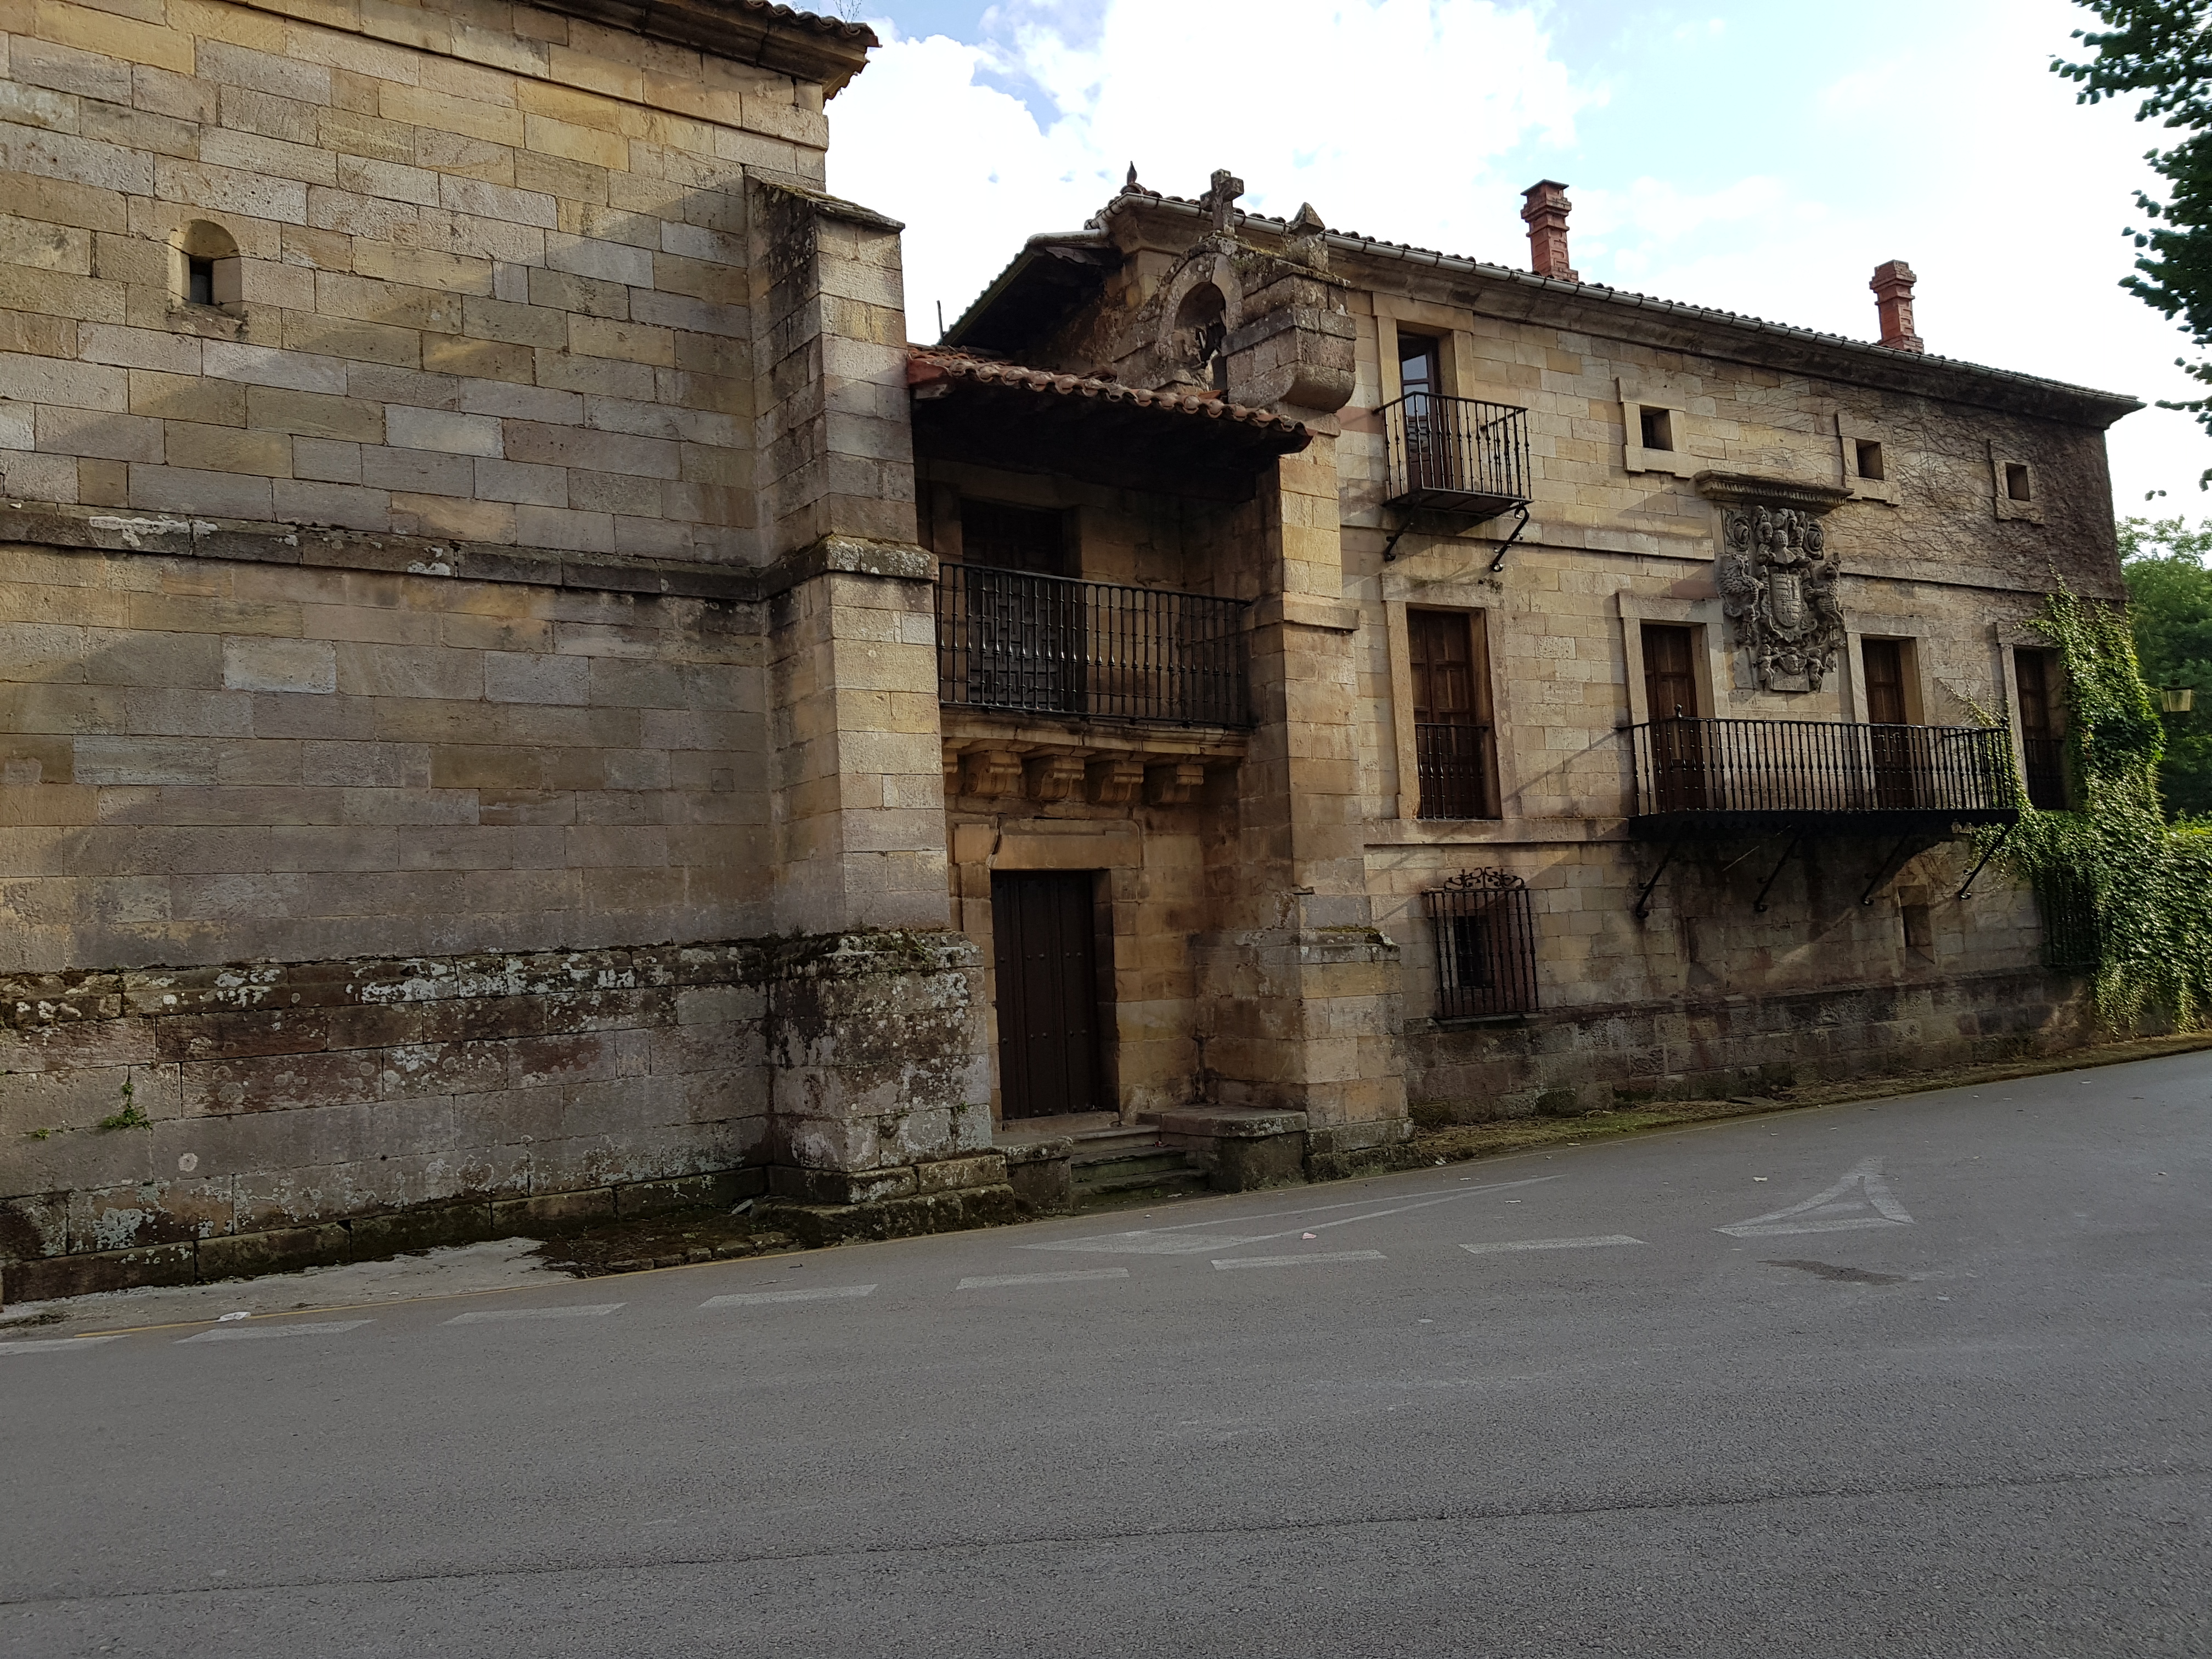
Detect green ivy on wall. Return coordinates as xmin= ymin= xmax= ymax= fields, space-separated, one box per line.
xmin=1995 ymin=585 xmax=2212 ymax=1028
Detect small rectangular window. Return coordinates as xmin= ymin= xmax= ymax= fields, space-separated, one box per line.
xmin=187 ymin=256 xmax=215 ymax=306
xmin=1855 ymin=438 xmax=1884 ymax=482
xmin=1638 ymin=405 xmax=1673 ymax=452
xmin=1424 ymin=868 xmax=1539 ymax=1018
xmin=2005 ymin=462 xmax=2033 ymax=502
xmin=1901 ymin=901 xmax=1934 ymax=958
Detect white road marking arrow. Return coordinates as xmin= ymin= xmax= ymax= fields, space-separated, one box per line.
xmin=1716 ymin=1155 xmax=1912 ymax=1238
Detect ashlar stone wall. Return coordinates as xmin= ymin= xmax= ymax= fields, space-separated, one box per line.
xmin=0 ymin=0 xmax=821 ymax=557
xmin=1327 ymin=250 xmax=2128 ymax=1115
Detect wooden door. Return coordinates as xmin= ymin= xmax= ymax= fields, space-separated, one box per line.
xmin=1409 ymin=610 xmax=1497 ymax=819
xmin=991 ymin=872 xmax=1103 ymax=1120
xmin=1640 ymin=623 xmax=1706 ymax=810
xmin=1862 ymin=637 xmax=1916 ymax=809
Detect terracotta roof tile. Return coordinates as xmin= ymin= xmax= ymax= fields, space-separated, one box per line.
xmin=907 ymin=347 xmax=1310 ymax=443
xmin=727 ymin=0 xmax=876 ymax=45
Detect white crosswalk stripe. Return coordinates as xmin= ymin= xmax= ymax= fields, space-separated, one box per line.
xmin=178 ymin=1320 xmax=370 ymax=1344
xmin=1460 ymin=1235 xmax=1644 ymax=1255
xmin=444 ymin=1304 xmax=624 ymax=1324
xmin=1212 ymin=1251 xmax=1386 ymax=1270
xmin=957 ymin=1269 xmax=1129 ymax=1289
xmin=0 ymin=1335 xmax=125 ymax=1353
xmin=701 ymin=1284 xmax=877 ymax=1308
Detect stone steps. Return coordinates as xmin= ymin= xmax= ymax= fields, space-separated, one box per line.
xmin=1070 ymin=1131 xmax=1207 ymax=1204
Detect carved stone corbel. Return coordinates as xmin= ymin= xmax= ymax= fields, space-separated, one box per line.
xmin=1023 ymin=754 xmax=1086 ymax=802
xmin=960 ymin=750 xmax=1025 ymax=798
xmin=1086 ymin=757 xmax=1146 ymax=805
xmin=1145 ymin=761 xmax=1207 ymax=805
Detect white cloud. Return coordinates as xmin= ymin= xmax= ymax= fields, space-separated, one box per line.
xmin=830 ymin=0 xmax=1588 ymax=338
xmin=830 ymin=0 xmax=2208 ymax=504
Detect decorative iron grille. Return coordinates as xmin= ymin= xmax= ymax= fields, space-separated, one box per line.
xmin=2021 ymin=736 xmax=2068 ymax=810
xmin=1625 ymin=718 xmax=2016 ymax=823
xmin=2036 ymin=871 xmax=2099 ymax=971
xmin=1380 ymin=394 xmax=1532 ymax=516
xmin=1423 ymin=868 xmax=1539 ymax=1019
xmin=936 ymin=565 xmax=1249 ymax=726
xmin=1414 ymin=721 xmax=1498 ymax=820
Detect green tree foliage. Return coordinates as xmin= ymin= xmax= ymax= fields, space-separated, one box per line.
xmin=1997 ymin=584 xmax=2212 ymax=1029
xmin=2054 ymin=4 xmax=2212 ymax=477
xmin=2118 ymin=514 xmax=2212 ymax=814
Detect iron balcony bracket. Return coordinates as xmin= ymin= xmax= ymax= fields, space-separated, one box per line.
xmin=1488 ymin=503 xmax=1531 ymax=573
xmin=1858 ymin=834 xmax=1920 ymax=907
xmin=1752 ymin=830 xmax=1804 ymax=913
xmin=1632 ymin=840 xmax=1680 ymax=921
xmin=1380 ymin=512 xmax=1413 ymax=563
xmin=1955 ymin=821 xmax=2015 ymax=901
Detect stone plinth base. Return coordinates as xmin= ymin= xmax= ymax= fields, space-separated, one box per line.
xmin=1158 ymin=1108 xmax=1311 ymax=1191
xmin=2 ymin=929 xmax=990 ymax=1303
xmin=1404 ymin=968 xmax=2115 ymax=1124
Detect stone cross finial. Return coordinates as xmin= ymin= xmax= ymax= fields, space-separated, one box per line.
xmin=1201 ymin=168 xmax=1244 ymax=235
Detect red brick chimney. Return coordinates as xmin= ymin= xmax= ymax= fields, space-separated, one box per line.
xmin=1871 ymin=260 xmax=1923 ymax=352
xmin=1521 ymin=180 xmax=1578 ymax=282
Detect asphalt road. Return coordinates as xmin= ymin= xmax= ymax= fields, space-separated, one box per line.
xmin=3 ymin=1053 xmax=2207 ymax=1659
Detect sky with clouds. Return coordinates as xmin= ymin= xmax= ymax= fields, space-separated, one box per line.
xmin=821 ymin=0 xmax=2207 ymax=516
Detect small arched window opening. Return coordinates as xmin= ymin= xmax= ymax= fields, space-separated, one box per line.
xmin=172 ymin=221 xmax=241 ymax=311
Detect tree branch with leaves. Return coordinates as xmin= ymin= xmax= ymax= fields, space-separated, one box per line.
xmin=2055 ymin=3 xmax=2212 ymax=482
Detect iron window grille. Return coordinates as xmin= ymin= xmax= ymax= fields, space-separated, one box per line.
xmin=936 ymin=564 xmax=1249 ymax=727
xmin=1423 ymin=868 xmax=1540 ymax=1019
xmin=1380 ymin=394 xmax=1532 ymax=518
xmin=2036 ymin=871 xmax=2099 ymax=972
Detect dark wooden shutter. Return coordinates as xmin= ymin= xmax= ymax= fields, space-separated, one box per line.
xmin=1641 ymin=623 xmax=1699 ymax=720
xmin=1410 ymin=610 xmax=1497 ymax=819
xmin=1640 ymin=624 xmax=1706 ymax=811
xmin=1863 ymin=639 xmax=1908 ymax=725
xmin=960 ymin=500 xmax=1066 ymax=575
xmin=2016 ymin=648 xmax=2067 ymax=808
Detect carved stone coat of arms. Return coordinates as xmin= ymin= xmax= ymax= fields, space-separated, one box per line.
xmin=1719 ymin=505 xmax=1845 ymax=692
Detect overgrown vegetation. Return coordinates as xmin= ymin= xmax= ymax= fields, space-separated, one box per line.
xmin=2119 ymin=514 xmax=2212 ymax=812
xmin=1997 ymin=582 xmax=2212 ymax=1027
xmin=95 ymin=1077 xmax=150 ymax=1132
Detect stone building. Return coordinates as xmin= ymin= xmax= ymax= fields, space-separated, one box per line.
xmin=0 ymin=0 xmax=2137 ymax=1298
xmin=928 ymin=169 xmax=2137 ymax=1173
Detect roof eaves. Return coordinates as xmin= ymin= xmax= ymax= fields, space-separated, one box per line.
xmin=907 ymin=348 xmax=1310 ymax=445
xmin=1084 ymin=192 xmax=2142 ymax=425
xmin=939 ymin=230 xmax=1109 ymax=348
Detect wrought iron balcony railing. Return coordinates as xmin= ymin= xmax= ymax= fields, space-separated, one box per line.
xmin=1381 ymin=393 xmax=1532 ymax=518
xmin=1414 ymin=721 xmax=1499 ymax=820
xmin=1626 ymin=718 xmax=2018 ymax=830
xmin=936 ymin=565 xmax=1249 ymax=727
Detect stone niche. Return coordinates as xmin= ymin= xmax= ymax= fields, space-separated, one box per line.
xmin=1087 ymin=171 xmax=1358 ymax=420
